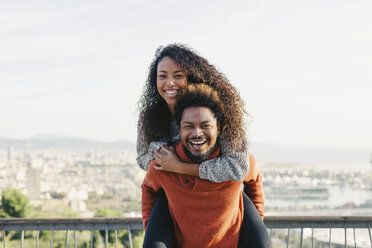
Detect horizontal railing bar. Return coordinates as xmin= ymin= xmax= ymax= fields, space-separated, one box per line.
xmin=0 ymin=216 xmax=371 ymax=231
xmin=0 ymin=217 xmax=141 ymax=224
xmin=0 ymin=218 xmax=143 ymax=231
xmin=264 ymin=216 xmax=372 ymax=222
xmin=0 ymin=223 xmax=143 ymax=232
xmin=264 ymin=216 xmax=372 ymax=229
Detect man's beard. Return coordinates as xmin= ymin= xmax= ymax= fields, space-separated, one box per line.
xmin=183 ymin=143 xmax=216 ymax=163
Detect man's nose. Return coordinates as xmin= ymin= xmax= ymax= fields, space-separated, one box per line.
xmin=192 ymin=127 xmax=203 ymax=137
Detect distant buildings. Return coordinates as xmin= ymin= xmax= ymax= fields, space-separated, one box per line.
xmin=27 ymin=160 xmax=41 ymax=200
xmin=7 ymin=145 xmax=14 ymax=163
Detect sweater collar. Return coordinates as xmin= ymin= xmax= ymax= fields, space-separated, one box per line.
xmin=175 ymin=141 xmax=221 ymax=163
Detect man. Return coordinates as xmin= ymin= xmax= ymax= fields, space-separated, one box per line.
xmin=141 ymin=84 xmax=266 ymax=247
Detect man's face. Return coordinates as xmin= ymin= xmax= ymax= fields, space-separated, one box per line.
xmin=180 ymin=106 xmax=219 ymax=162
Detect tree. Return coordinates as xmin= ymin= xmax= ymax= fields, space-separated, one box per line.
xmin=1 ymin=188 xmax=32 ymax=218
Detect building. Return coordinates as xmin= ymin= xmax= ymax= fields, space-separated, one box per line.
xmin=27 ymin=160 xmax=41 ymax=200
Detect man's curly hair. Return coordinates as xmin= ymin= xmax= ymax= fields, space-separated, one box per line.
xmin=138 ymin=43 xmax=248 ymax=152
xmin=174 ymin=84 xmax=224 ymax=129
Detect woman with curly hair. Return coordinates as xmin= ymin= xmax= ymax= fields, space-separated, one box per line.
xmin=137 ymin=44 xmax=248 ymax=180
xmin=137 ymin=44 xmax=271 ymax=247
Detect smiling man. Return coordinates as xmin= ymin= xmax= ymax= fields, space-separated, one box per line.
xmin=180 ymin=105 xmax=219 ymax=163
xmin=141 ymin=84 xmax=267 ymax=247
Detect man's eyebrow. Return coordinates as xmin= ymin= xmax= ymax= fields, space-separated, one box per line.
xmin=182 ymin=121 xmax=211 ymax=125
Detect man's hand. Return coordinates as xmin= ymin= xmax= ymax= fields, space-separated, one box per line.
xmin=154 ymin=146 xmax=181 ymax=173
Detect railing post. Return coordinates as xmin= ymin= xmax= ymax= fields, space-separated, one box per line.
xmin=74 ymin=225 xmax=77 ymax=248
xmin=2 ymin=229 xmax=5 ymax=248
xmin=21 ymin=230 xmax=24 ymax=248
xmin=269 ymin=228 xmax=272 ymax=241
xmin=127 ymin=224 xmax=133 ymax=248
xmin=50 ymin=225 xmax=54 ymax=248
xmin=115 ymin=230 xmax=118 ymax=248
xmin=65 ymin=230 xmax=69 ymax=248
xmin=36 ymin=230 xmax=40 ymax=248
xmin=345 ymin=224 xmax=347 ymax=248
xmin=329 ymin=224 xmax=332 ymax=248
xmin=286 ymin=225 xmax=290 ymax=248
xmin=90 ymin=227 xmax=94 ymax=248
xmin=105 ymin=224 xmax=108 ymax=248
xmin=311 ymin=223 xmax=314 ymax=248
xmin=300 ymin=228 xmax=303 ymax=248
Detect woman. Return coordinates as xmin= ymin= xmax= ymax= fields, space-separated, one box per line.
xmin=137 ymin=44 xmax=271 ymax=247
xmin=137 ymin=44 xmax=248 ymax=182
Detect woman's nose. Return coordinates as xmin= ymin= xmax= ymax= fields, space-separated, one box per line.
xmin=166 ymin=78 xmax=175 ymax=86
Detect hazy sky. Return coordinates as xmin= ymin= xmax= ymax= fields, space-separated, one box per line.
xmin=1 ymin=0 xmax=372 ymax=149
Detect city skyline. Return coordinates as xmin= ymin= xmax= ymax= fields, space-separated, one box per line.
xmin=1 ymin=0 xmax=372 ymax=149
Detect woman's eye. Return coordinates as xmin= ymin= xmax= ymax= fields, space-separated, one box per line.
xmin=158 ymin=75 xmax=166 ymax=78
xmin=175 ymin=74 xmax=184 ymax=78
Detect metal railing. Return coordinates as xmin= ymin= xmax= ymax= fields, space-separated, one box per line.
xmin=1 ymin=216 xmax=372 ymax=247
xmin=0 ymin=217 xmax=143 ymax=248
xmin=265 ymin=216 xmax=372 ymax=248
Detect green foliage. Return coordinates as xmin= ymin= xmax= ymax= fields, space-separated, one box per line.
xmin=1 ymin=188 xmax=32 ymax=218
xmin=0 ymin=193 xmax=144 ymax=247
xmin=95 ymin=208 xmax=123 ymax=218
xmin=33 ymin=204 xmax=80 ymax=218
xmin=131 ymin=230 xmax=145 ymax=248
xmin=0 ymin=210 xmax=10 ymax=218
xmin=32 ymin=204 xmax=81 ymax=240
xmin=94 ymin=208 xmax=128 ymax=245
xmin=77 ymin=231 xmax=103 ymax=248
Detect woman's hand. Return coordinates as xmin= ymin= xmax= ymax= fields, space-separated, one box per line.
xmin=154 ymin=145 xmax=200 ymax=176
xmin=154 ymin=146 xmax=181 ymax=173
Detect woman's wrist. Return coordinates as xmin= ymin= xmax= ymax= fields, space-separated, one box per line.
xmin=175 ymin=161 xmax=200 ymax=177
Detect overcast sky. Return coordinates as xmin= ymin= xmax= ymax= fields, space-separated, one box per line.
xmin=1 ymin=0 xmax=371 ymax=149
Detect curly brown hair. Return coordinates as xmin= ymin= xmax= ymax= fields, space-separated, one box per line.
xmin=138 ymin=43 xmax=247 ymax=152
xmin=174 ymin=84 xmax=224 ymax=128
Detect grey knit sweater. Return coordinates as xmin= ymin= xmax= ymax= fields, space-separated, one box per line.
xmin=136 ymin=121 xmax=249 ymax=183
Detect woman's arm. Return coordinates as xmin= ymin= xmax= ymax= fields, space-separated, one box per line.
xmin=153 ymin=146 xmax=199 ymax=176
xmin=199 ymin=149 xmax=249 ymax=182
xmin=154 ymin=138 xmax=249 ymax=183
xmin=136 ymin=122 xmax=167 ymax=170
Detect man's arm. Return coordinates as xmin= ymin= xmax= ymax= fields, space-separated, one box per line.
xmin=243 ymin=154 xmax=265 ymax=218
xmin=141 ymin=161 xmax=162 ymax=230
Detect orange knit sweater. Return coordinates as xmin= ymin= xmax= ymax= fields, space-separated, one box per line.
xmin=141 ymin=142 xmax=264 ymax=248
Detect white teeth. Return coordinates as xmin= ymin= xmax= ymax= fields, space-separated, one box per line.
xmin=165 ymin=90 xmax=177 ymax=96
xmin=191 ymin=141 xmax=205 ymax=145
xmin=190 ymin=140 xmax=207 ymax=148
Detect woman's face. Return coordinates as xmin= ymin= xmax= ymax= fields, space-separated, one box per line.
xmin=157 ymin=56 xmax=187 ymax=111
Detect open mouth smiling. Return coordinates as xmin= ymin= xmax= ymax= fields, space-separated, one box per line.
xmin=164 ymin=89 xmax=178 ymax=97
xmin=188 ymin=139 xmax=207 ymax=149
